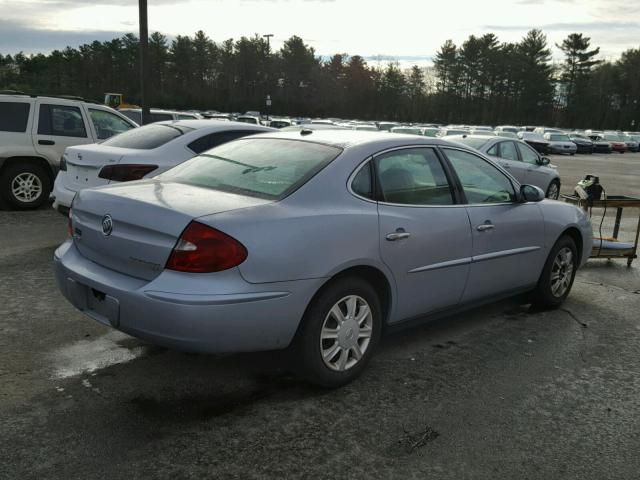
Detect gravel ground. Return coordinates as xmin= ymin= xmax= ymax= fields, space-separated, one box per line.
xmin=1 ymin=152 xmax=640 ymax=479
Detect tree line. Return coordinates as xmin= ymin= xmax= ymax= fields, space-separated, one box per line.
xmin=1 ymin=30 xmax=638 ymax=129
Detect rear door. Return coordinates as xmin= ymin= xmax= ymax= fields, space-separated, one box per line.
xmin=374 ymin=147 xmax=472 ymax=322
xmin=488 ymin=140 xmax=528 ymax=184
xmin=33 ymin=101 xmax=93 ymax=163
xmin=441 ymin=147 xmax=546 ymax=302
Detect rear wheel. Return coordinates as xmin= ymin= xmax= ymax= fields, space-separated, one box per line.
xmin=546 ymin=180 xmax=560 ymax=199
xmin=0 ymin=162 xmax=52 ymax=210
xmin=294 ymin=277 xmax=382 ymax=388
xmin=531 ymin=235 xmax=578 ymax=309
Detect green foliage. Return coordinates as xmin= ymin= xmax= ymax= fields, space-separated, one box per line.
xmin=1 ymin=31 xmax=638 ymax=129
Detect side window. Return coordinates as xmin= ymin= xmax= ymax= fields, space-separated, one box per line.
xmin=0 ymin=102 xmax=30 ymax=132
xmin=187 ymin=135 xmax=210 ymax=154
xmin=517 ymin=142 xmax=540 ymax=165
xmin=89 ymin=109 xmax=134 ymax=140
xmin=150 ymin=113 xmax=173 ymax=122
xmin=487 ymin=144 xmax=498 ymax=156
xmin=351 ymin=162 xmax=373 ymax=199
xmin=498 ymin=141 xmax=519 ymax=161
xmin=375 ymin=148 xmax=453 ymax=205
xmin=443 ymin=148 xmax=516 ymax=204
xmin=38 ymin=104 xmax=87 ymax=137
xmin=121 ymin=110 xmax=142 ymax=124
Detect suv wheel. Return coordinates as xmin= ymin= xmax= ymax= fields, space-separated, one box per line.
xmin=294 ymin=277 xmax=382 ymax=388
xmin=0 ymin=162 xmax=52 ymax=210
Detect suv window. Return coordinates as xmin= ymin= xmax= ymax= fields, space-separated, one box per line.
xmin=517 ymin=142 xmax=540 ymax=165
xmin=101 ymin=123 xmax=194 ymax=149
xmin=89 ymin=109 xmax=134 ymax=140
xmin=498 ymin=141 xmax=519 ymax=161
xmin=375 ymin=148 xmax=453 ymax=205
xmin=121 ymin=110 xmax=142 ymax=124
xmin=443 ymin=148 xmax=516 ymax=204
xmin=187 ymin=130 xmax=259 ymax=154
xmin=38 ymin=104 xmax=87 ymax=137
xmin=0 ymin=102 xmax=30 ymax=132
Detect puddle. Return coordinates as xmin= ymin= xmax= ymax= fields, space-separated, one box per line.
xmin=51 ymin=331 xmax=148 ymax=379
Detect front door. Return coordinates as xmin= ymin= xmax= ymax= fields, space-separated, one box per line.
xmin=517 ymin=141 xmax=551 ymax=191
xmin=33 ymin=101 xmax=93 ymax=162
xmin=375 ymin=147 xmax=473 ymax=322
xmin=440 ymin=147 xmax=546 ymax=302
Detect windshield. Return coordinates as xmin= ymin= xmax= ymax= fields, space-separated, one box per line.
xmin=549 ymin=134 xmax=570 ymax=142
xmin=450 ymin=136 xmax=489 ymax=149
xmin=159 ymin=138 xmax=342 ymax=200
xmin=101 ymin=123 xmax=194 ymax=149
xmin=604 ymin=134 xmax=622 ymax=141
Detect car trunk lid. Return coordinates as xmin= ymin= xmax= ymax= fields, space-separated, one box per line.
xmin=63 ymin=145 xmax=130 ymax=191
xmin=71 ymin=180 xmax=271 ymax=280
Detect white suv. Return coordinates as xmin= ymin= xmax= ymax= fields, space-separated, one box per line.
xmin=0 ymin=94 xmax=137 ymax=209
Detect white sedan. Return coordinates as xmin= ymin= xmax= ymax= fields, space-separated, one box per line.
xmin=52 ymin=120 xmax=273 ymax=213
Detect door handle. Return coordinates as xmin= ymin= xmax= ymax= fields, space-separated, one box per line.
xmin=476 ymin=224 xmax=495 ymax=231
xmin=386 ymin=228 xmax=411 ymax=241
xmin=38 ymin=139 xmax=55 ymax=145
xmin=499 ymin=162 xmax=510 ymax=169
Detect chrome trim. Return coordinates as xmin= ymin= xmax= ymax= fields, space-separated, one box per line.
xmin=472 ymin=246 xmax=541 ymax=263
xmin=408 ymin=257 xmax=472 ymax=273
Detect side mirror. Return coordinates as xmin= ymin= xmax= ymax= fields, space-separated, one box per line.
xmin=537 ymin=156 xmax=551 ymax=166
xmin=520 ymin=184 xmax=545 ymax=202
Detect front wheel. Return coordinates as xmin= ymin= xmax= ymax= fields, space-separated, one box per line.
xmin=531 ymin=235 xmax=578 ymax=309
xmin=546 ymin=180 xmax=560 ymax=199
xmin=294 ymin=277 xmax=382 ymax=388
xmin=0 ymin=162 xmax=52 ymax=210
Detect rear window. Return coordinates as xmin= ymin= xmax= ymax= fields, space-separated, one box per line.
xmin=0 ymin=102 xmax=30 ymax=132
xmin=160 ymin=138 xmax=342 ymax=200
xmin=101 ymin=123 xmax=194 ymax=149
xmin=450 ymin=136 xmax=490 ymax=149
xmin=550 ymin=134 xmax=570 ymax=141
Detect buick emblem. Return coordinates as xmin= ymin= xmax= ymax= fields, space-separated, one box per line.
xmin=101 ymin=214 xmax=113 ymax=236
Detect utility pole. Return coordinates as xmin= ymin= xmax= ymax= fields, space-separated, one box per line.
xmin=139 ymin=0 xmax=151 ymax=125
xmin=262 ymin=34 xmax=273 ymax=51
xmin=262 ymin=34 xmax=274 ymax=117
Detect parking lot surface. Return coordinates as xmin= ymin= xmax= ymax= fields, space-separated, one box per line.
xmin=1 ymin=152 xmax=640 ymax=479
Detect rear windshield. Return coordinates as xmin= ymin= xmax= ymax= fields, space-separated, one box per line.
xmin=101 ymin=123 xmax=194 ymax=149
xmin=450 ymin=136 xmax=489 ymax=149
xmin=159 ymin=138 xmax=342 ymax=200
xmin=0 ymin=101 xmax=30 ymax=132
xmin=550 ymin=134 xmax=570 ymax=141
xmin=604 ymin=134 xmax=622 ymax=141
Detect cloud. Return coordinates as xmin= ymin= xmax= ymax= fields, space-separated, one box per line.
xmin=0 ymin=20 xmax=131 ymax=54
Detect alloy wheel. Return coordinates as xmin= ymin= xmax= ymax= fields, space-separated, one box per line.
xmin=550 ymin=247 xmax=574 ymax=297
xmin=11 ymin=172 xmax=42 ymax=203
xmin=547 ymin=182 xmax=559 ymax=199
xmin=320 ymin=295 xmax=373 ymax=372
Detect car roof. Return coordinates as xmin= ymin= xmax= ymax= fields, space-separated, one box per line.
xmin=153 ymin=119 xmax=272 ymax=131
xmin=250 ymin=129 xmax=464 ymax=150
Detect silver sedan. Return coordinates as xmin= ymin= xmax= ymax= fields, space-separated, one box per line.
xmin=447 ymin=135 xmax=562 ymax=199
xmin=54 ymin=131 xmax=592 ymax=387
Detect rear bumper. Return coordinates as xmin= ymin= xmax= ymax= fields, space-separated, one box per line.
xmin=54 ymin=240 xmax=323 ymax=353
xmin=52 ymin=174 xmax=76 ymax=211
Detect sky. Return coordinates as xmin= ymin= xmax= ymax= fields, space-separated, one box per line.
xmin=1 ymin=0 xmax=639 ymax=66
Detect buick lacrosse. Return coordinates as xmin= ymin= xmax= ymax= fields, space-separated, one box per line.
xmin=54 ymin=130 xmax=592 ymax=387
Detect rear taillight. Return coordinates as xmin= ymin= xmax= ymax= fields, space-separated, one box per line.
xmin=98 ymin=164 xmax=158 ymax=182
xmin=166 ymin=221 xmax=247 ymax=273
xmin=67 ymin=208 xmax=73 ymax=237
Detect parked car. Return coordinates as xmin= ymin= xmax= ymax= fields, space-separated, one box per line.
xmin=494 ymin=125 xmax=519 ymax=134
xmin=621 ymin=133 xmax=639 ymax=152
xmin=268 ymin=118 xmax=293 ymax=129
xmin=52 ymin=120 xmax=272 ymax=214
xmin=390 ymin=126 xmax=430 ymax=135
xmin=495 ymin=131 xmax=519 ymax=139
xmin=281 ymin=124 xmax=349 ymax=132
xmin=377 ymin=122 xmax=400 ymax=132
xmin=543 ymin=133 xmax=577 ymax=155
xmin=534 ymin=127 xmax=564 ymax=135
xmin=586 ymin=134 xmax=612 ymax=153
xmin=119 ymin=108 xmax=200 ymax=124
xmin=601 ymin=133 xmax=628 ymax=153
xmin=0 ymin=93 xmax=137 ymax=209
xmin=448 ymin=135 xmax=561 ymax=198
xmin=438 ymin=127 xmax=469 ymax=137
xmin=568 ymin=134 xmax=594 ymax=154
xmin=469 ymin=129 xmax=496 ymax=136
xmin=517 ymin=131 xmax=551 ymax=154
xmin=235 ymin=115 xmax=262 ymax=125
xmin=55 ymin=130 xmax=591 ymax=387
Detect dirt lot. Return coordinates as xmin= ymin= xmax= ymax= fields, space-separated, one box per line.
xmin=1 ymin=152 xmax=640 ymax=479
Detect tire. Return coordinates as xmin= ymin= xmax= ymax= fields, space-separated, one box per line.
xmin=546 ymin=179 xmax=560 ymax=199
xmin=0 ymin=162 xmax=52 ymax=210
xmin=294 ymin=276 xmax=382 ymax=388
xmin=531 ymin=235 xmax=578 ymax=309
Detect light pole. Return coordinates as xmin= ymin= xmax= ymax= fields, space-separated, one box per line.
xmin=262 ymin=34 xmax=274 ymax=117
xmin=262 ymin=34 xmax=273 ymax=51
xmin=139 ymin=0 xmax=150 ymax=125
